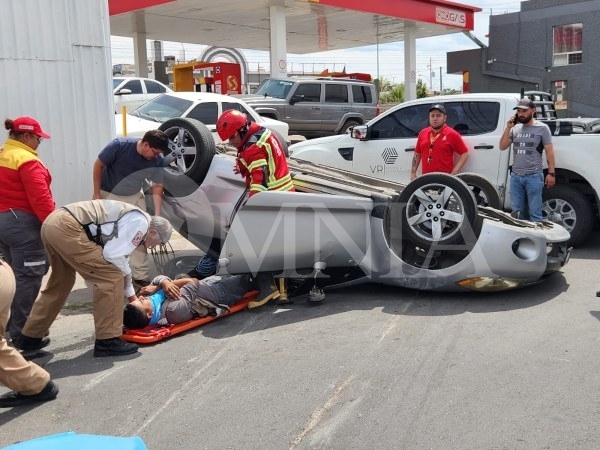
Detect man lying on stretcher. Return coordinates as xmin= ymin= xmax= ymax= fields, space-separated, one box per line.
xmin=122 ymin=273 xmax=280 ymax=329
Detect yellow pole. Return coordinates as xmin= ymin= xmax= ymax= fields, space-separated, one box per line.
xmin=121 ymin=105 xmax=127 ymax=136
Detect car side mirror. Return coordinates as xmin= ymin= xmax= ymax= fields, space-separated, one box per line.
xmin=115 ymin=88 xmax=132 ymax=96
xmin=351 ymin=125 xmax=368 ymax=140
xmin=289 ymin=94 xmax=304 ymax=105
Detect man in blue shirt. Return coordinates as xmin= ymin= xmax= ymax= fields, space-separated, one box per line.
xmin=92 ymin=130 xmax=168 ymax=286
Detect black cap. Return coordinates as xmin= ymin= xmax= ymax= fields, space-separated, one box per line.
xmin=513 ymin=97 xmax=536 ymax=110
xmin=429 ymin=104 xmax=446 ymax=114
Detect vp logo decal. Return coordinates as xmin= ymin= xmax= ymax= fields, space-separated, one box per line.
xmin=382 ymin=148 xmax=398 ymax=164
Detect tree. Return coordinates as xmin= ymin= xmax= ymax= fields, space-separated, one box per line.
xmin=416 ymin=79 xmax=428 ymax=98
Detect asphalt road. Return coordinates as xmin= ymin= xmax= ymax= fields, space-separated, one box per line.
xmin=1 ymin=233 xmax=600 ymax=449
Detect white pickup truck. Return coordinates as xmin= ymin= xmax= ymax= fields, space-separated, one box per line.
xmin=289 ymin=92 xmax=600 ymax=246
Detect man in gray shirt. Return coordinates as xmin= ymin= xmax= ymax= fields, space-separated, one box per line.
xmin=123 ymin=273 xmax=278 ymax=328
xmin=499 ymin=97 xmax=556 ymax=221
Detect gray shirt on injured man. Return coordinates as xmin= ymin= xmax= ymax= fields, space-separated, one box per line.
xmin=151 ymin=274 xmax=253 ymax=325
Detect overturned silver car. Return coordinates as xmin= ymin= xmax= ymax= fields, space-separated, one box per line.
xmin=154 ymin=118 xmax=571 ymax=294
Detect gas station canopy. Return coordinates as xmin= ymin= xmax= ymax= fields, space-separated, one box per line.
xmin=108 ymin=0 xmax=481 ymax=54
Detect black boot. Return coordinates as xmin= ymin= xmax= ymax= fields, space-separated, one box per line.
xmin=13 ymin=334 xmax=50 ymax=352
xmin=94 ymin=337 xmax=139 ymax=357
xmin=0 ymin=380 xmax=59 ymax=408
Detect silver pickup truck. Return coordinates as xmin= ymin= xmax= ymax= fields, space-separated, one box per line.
xmin=289 ymin=92 xmax=600 ymax=246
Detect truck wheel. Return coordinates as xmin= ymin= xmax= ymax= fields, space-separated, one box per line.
xmin=456 ymin=173 xmax=501 ymax=209
xmin=339 ymin=119 xmax=360 ymax=135
xmin=542 ymin=185 xmax=594 ymax=247
xmin=159 ymin=118 xmax=216 ymax=196
xmin=397 ymin=173 xmax=478 ymax=249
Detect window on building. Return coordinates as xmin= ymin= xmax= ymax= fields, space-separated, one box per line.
xmin=553 ymin=23 xmax=582 ymax=66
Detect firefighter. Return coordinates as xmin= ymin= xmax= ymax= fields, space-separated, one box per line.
xmin=216 ymin=109 xmax=295 ymax=196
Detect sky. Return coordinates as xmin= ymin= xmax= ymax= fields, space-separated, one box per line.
xmin=110 ymin=0 xmax=525 ymax=91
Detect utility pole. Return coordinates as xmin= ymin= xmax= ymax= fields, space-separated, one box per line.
xmin=439 ymin=66 xmax=443 ymax=94
xmin=428 ymin=58 xmax=433 ymax=92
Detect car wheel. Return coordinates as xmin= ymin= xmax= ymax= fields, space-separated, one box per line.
xmin=339 ymin=119 xmax=360 ymax=135
xmin=159 ymin=118 xmax=216 ymax=196
xmin=269 ymin=129 xmax=289 ymax=157
xmin=456 ymin=172 xmax=501 ymax=208
xmin=542 ymin=184 xmax=594 ymax=247
xmin=397 ymin=173 xmax=478 ymax=249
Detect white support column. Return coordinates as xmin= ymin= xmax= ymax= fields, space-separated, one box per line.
xmin=132 ymin=11 xmax=148 ymax=77
xmin=404 ymin=23 xmax=417 ymax=101
xmin=269 ymin=4 xmax=287 ymax=78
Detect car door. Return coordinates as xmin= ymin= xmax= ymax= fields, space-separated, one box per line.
xmin=185 ymin=101 xmax=220 ymax=137
xmin=350 ymin=103 xmax=428 ymax=183
xmin=114 ymin=79 xmax=145 ymax=113
xmin=286 ymin=82 xmax=322 ymax=135
xmin=442 ymin=101 xmax=506 ymax=192
xmin=321 ymin=83 xmax=350 ymax=134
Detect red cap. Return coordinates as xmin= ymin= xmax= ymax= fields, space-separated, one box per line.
xmin=13 ymin=116 xmax=51 ymax=139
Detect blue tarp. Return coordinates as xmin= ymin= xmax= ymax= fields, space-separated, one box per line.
xmin=2 ymin=432 xmax=147 ymax=450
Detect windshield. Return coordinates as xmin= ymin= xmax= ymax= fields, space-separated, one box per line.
xmin=133 ymin=94 xmax=193 ymax=122
xmin=254 ymin=79 xmax=294 ymax=99
xmin=113 ymin=78 xmax=125 ymax=89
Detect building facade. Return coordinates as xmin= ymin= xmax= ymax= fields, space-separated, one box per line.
xmin=448 ymin=0 xmax=600 ymax=118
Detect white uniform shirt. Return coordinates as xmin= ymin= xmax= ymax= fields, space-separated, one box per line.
xmin=88 ymin=210 xmax=149 ymax=297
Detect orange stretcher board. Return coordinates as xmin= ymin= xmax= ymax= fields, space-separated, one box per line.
xmin=121 ymin=291 xmax=257 ymax=344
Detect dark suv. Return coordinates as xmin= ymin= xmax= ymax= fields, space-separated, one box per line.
xmin=236 ymin=77 xmax=379 ymax=138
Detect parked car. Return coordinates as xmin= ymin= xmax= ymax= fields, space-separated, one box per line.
xmin=149 ymin=118 xmax=571 ymax=295
xmin=115 ymin=92 xmax=289 ymax=144
xmin=113 ymin=77 xmax=173 ymax=113
xmin=235 ymin=77 xmax=379 ymax=138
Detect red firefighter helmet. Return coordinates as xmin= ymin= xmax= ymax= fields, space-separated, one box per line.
xmin=217 ymin=109 xmax=248 ymax=140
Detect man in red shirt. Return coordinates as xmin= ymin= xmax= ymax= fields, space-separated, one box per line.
xmin=410 ymin=104 xmax=469 ymax=180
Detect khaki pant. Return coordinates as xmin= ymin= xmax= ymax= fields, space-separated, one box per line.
xmin=0 ymin=261 xmax=49 ymax=395
xmin=22 ymin=210 xmax=125 ymax=340
xmin=100 ymin=189 xmax=149 ymax=281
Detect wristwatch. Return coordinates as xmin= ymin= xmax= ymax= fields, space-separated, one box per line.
xmin=547 ymin=172 xmax=555 ymax=177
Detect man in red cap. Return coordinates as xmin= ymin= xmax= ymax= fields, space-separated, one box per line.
xmin=0 ymin=116 xmax=55 ymax=345
xmin=410 ymin=104 xmax=469 ymax=180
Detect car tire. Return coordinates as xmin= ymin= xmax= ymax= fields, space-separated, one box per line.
xmin=456 ymin=172 xmax=501 ymax=208
xmin=339 ymin=119 xmax=361 ymax=135
xmin=542 ymin=184 xmax=594 ymax=247
xmin=397 ymin=173 xmax=478 ymax=249
xmin=159 ymin=118 xmax=216 ymax=196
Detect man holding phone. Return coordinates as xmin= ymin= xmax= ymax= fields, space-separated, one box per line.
xmin=499 ymin=97 xmax=556 ymax=221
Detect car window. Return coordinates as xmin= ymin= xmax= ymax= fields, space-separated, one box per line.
xmin=223 ymin=102 xmax=254 ymax=120
xmin=113 ymin=78 xmax=125 ymax=90
xmin=294 ymin=83 xmax=321 ymax=102
xmin=186 ymin=102 xmax=219 ymax=125
xmin=352 ymin=85 xmax=373 ymax=104
xmin=254 ymin=79 xmax=294 ymax=99
xmin=144 ymin=80 xmax=167 ymax=94
xmin=370 ymin=104 xmax=429 ymax=139
xmin=443 ymin=102 xmax=500 ymax=135
xmin=325 ymin=84 xmax=348 ymax=103
xmin=120 ymin=80 xmax=143 ymax=94
xmin=135 ymin=94 xmax=192 ymax=122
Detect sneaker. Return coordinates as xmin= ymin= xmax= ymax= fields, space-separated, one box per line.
xmin=13 ymin=335 xmax=50 ymax=352
xmin=93 ymin=337 xmax=139 ymax=357
xmin=0 ymin=380 xmax=58 ymax=408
